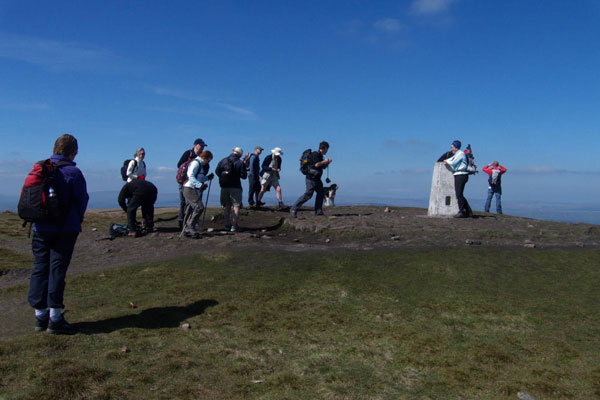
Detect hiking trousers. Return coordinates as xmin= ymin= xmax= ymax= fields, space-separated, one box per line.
xmin=178 ymin=183 xmax=186 ymax=228
xmin=484 ymin=185 xmax=502 ymax=214
xmin=292 ymin=178 xmax=324 ymax=213
xmin=127 ymin=195 xmax=155 ymax=232
xmin=454 ymin=174 xmax=472 ymax=216
xmin=28 ymin=231 xmax=79 ymax=309
xmin=248 ymin=174 xmax=260 ymax=204
xmin=183 ymin=187 xmax=205 ymax=229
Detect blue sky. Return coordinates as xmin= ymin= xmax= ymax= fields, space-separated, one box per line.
xmin=1 ymin=0 xmax=599 ymax=209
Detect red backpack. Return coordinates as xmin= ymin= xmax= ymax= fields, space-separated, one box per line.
xmin=18 ymin=159 xmax=70 ymax=229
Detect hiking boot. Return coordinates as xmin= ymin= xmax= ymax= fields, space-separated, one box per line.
xmin=256 ymin=201 xmax=266 ymax=207
xmin=290 ymin=209 xmax=297 ymax=218
xmin=224 ymin=225 xmax=232 ymax=231
xmin=47 ymin=317 xmax=78 ymax=335
xmin=453 ymin=212 xmax=467 ymax=218
xmin=248 ymin=201 xmax=255 ymax=207
xmin=315 ymin=210 xmax=324 ymax=216
xmin=185 ymin=228 xmax=200 ymax=239
xmin=231 ymin=225 xmax=243 ymax=232
xmin=35 ymin=317 xmax=49 ymax=333
xmin=278 ymin=202 xmax=286 ymax=208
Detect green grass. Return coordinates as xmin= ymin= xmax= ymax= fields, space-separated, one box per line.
xmin=0 ymin=248 xmax=33 ymax=276
xmin=1 ymin=249 xmax=599 ymax=399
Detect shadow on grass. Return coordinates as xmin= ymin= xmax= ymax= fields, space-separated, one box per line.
xmin=77 ymin=299 xmax=218 ymax=334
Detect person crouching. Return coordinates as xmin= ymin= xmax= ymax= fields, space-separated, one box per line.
xmin=118 ymin=179 xmax=158 ymax=236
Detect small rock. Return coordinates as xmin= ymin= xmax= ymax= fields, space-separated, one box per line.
xmin=575 ymin=242 xmax=585 ymax=248
xmin=524 ymin=243 xmax=536 ymax=249
xmin=278 ymin=349 xmax=284 ymax=355
xmin=261 ymin=229 xmax=267 ymax=233
xmin=249 ymin=233 xmax=258 ymax=238
xmin=391 ymin=236 xmax=401 ymax=241
xmin=181 ymin=323 xmax=191 ymax=331
xmin=210 ymin=216 xmax=216 ymax=221
xmin=524 ymin=239 xmax=534 ymax=244
xmin=384 ymin=207 xmax=391 ymax=213
xmin=206 ymin=228 xmax=214 ymax=233
xmin=325 ymin=238 xmax=331 ymax=243
xmin=120 ymin=346 xmax=130 ymax=353
xmin=517 ymin=392 xmax=536 ymax=400
xmin=465 ymin=239 xmax=473 ymax=245
xmin=92 ymin=228 xmax=97 ymax=231
xmin=167 ymin=235 xmax=174 ymax=239
xmin=293 ymin=238 xmax=301 ymax=242
xmin=251 ymin=380 xmax=264 ymax=384
xmin=98 ymin=273 xmax=107 ymax=278
xmin=261 ymin=235 xmax=272 ymax=240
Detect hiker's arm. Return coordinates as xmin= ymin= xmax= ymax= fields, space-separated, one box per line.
xmin=126 ymin=160 xmax=137 ymax=179
xmin=187 ymin=161 xmax=206 ymax=189
xmin=239 ymin=161 xmax=247 ymax=180
xmin=499 ymin=165 xmax=507 ymax=174
xmin=262 ymin=156 xmax=273 ymax=173
xmin=482 ymin=165 xmax=492 ymax=175
xmin=176 ymin=151 xmax=188 ymax=168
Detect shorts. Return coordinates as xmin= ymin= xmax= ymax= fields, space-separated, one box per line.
xmin=261 ymin=173 xmax=280 ymax=190
xmin=220 ymin=187 xmax=243 ymax=208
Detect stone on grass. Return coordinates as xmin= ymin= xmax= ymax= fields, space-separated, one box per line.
xmin=206 ymin=228 xmax=214 ymax=233
xmin=325 ymin=238 xmax=331 ymax=243
xmin=391 ymin=236 xmax=401 ymax=241
xmin=517 ymin=392 xmax=536 ymax=400
xmin=524 ymin=243 xmax=536 ymax=248
xmin=120 ymin=346 xmax=130 ymax=353
xmin=181 ymin=323 xmax=191 ymax=331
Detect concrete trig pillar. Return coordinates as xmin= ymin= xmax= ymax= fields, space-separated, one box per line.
xmin=428 ymin=162 xmax=459 ymax=216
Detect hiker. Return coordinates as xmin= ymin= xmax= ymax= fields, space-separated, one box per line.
xmin=443 ymin=140 xmax=473 ymax=218
xmin=257 ymin=147 xmax=285 ymax=209
xmin=215 ymin=147 xmax=247 ymax=232
xmin=126 ymin=147 xmax=147 ymax=182
xmin=483 ymin=161 xmax=507 ymax=214
xmin=182 ymin=150 xmax=214 ymax=238
xmin=28 ymin=134 xmax=89 ymax=334
xmin=176 ymin=138 xmax=207 ymax=228
xmin=290 ymin=141 xmax=332 ymax=218
xmin=117 ymin=179 xmax=158 ymax=236
xmin=247 ymin=146 xmax=264 ymax=207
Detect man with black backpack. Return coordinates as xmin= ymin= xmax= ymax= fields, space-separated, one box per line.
xmin=483 ymin=161 xmax=507 ymax=214
xmin=290 ymin=141 xmax=332 ymax=218
xmin=215 ymin=147 xmax=247 ymax=232
xmin=176 ymin=138 xmax=207 ymax=229
xmin=25 ymin=134 xmax=89 ymax=334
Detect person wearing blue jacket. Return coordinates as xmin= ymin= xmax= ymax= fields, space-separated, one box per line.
xmin=444 ymin=140 xmax=473 ymax=218
xmin=28 ymin=134 xmax=89 ymax=334
xmin=247 ymin=146 xmax=263 ymax=207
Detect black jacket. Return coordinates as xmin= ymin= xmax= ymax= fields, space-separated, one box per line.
xmin=307 ymin=151 xmax=325 ymax=180
xmin=118 ymin=180 xmax=158 ymax=211
xmin=177 ymin=149 xmax=198 ymax=168
xmin=260 ymin=154 xmax=282 ymax=177
xmin=215 ymin=154 xmax=247 ymax=189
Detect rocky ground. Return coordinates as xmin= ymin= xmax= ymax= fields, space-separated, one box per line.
xmin=1 ymin=205 xmax=599 ymax=289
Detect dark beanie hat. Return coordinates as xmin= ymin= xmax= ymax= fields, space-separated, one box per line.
xmin=451 ymin=140 xmax=461 ymax=149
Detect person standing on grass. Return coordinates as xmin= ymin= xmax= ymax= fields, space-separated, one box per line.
xmin=443 ymin=140 xmax=473 ymax=218
xmin=247 ymin=146 xmax=263 ymax=207
xmin=28 ymin=134 xmax=89 ymax=335
xmin=257 ymin=147 xmax=285 ymax=209
xmin=483 ymin=161 xmax=507 ymax=214
xmin=126 ymin=147 xmax=147 ymax=182
xmin=215 ymin=147 xmax=247 ymax=232
xmin=176 ymin=138 xmax=207 ymax=229
xmin=290 ymin=141 xmax=332 ymax=218
xmin=117 ymin=179 xmax=158 ymax=236
xmin=182 ymin=150 xmax=214 ymax=238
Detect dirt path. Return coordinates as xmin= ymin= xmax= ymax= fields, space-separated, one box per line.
xmin=1 ymin=206 xmax=599 ymax=291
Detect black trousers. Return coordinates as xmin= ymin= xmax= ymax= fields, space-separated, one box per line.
xmin=127 ymin=195 xmax=155 ymax=231
xmin=454 ymin=174 xmax=472 ymax=215
xmin=292 ymin=178 xmax=324 ymax=212
xmin=248 ymin=174 xmax=260 ymax=204
xmin=178 ymin=184 xmax=186 ymax=226
xmin=28 ymin=231 xmax=79 ymax=309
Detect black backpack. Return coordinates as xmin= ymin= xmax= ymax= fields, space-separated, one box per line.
xmin=299 ymin=149 xmax=312 ymax=175
xmin=18 ymin=159 xmax=70 ymax=230
xmin=218 ymin=157 xmax=236 ymax=185
xmin=120 ymin=159 xmax=137 ymax=181
xmin=464 ymin=144 xmax=478 ymax=175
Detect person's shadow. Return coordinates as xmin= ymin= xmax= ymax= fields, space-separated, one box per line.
xmin=77 ymin=299 xmax=218 ymax=334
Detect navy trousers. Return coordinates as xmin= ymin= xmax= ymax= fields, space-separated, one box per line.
xmin=292 ymin=178 xmax=324 ymax=213
xmin=28 ymin=231 xmax=79 ymax=309
xmin=247 ymin=174 xmax=260 ymax=204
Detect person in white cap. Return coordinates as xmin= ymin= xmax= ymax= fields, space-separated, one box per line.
xmin=215 ymin=147 xmax=247 ymax=232
xmin=257 ymin=147 xmax=285 ymax=209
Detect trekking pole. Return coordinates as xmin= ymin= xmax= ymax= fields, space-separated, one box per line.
xmin=200 ymin=179 xmax=213 ymax=231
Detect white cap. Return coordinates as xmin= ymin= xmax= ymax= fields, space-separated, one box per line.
xmin=232 ymin=147 xmax=243 ymax=156
xmin=272 ymin=147 xmax=283 ymax=156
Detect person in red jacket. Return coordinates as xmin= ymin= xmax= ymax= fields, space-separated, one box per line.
xmin=483 ymin=161 xmax=507 ymax=214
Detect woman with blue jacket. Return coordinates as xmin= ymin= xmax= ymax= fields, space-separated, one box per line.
xmin=444 ymin=140 xmax=473 ymax=218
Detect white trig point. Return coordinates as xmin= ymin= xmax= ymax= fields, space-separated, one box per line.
xmin=428 ymin=162 xmax=459 ymax=216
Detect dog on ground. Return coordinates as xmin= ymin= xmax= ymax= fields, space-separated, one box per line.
xmin=324 ymin=183 xmax=338 ymax=207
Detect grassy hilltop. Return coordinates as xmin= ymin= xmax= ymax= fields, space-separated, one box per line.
xmin=0 ymin=207 xmax=599 ymax=399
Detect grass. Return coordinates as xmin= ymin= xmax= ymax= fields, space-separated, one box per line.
xmin=0 ymin=249 xmax=33 ymax=276
xmin=1 ymin=248 xmax=599 ymax=399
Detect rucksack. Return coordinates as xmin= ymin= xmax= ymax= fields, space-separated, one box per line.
xmin=489 ymin=168 xmax=500 ymax=185
xmin=176 ymin=159 xmax=193 ymax=184
xmin=120 ymin=159 xmax=137 ymax=181
xmin=299 ymin=149 xmax=312 ymax=175
xmin=18 ymin=159 xmax=70 ymax=228
xmin=242 ymin=153 xmax=252 ymax=171
xmin=464 ymin=144 xmax=478 ymax=175
xmin=109 ymin=223 xmax=129 ymax=240
xmin=218 ymin=157 xmax=236 ymax=185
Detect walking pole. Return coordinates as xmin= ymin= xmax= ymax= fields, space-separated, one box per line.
xmin=200 ymin=179 xmax=213 ymax=231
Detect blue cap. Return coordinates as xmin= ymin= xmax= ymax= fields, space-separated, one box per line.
xmin=194 ymin=138 xmax=207 ymax=146
xmin=451 ymin=140 xmax=461 ymax=149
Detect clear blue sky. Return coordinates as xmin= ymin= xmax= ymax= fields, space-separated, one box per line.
xmin=1 ymin=0 xmax=599 ymax=207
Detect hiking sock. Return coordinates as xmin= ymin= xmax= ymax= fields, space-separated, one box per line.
xmin=35 ymin=308 xmax=49 ymax=320
xmin=50 ymin=308 xmax=63 ymax=322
